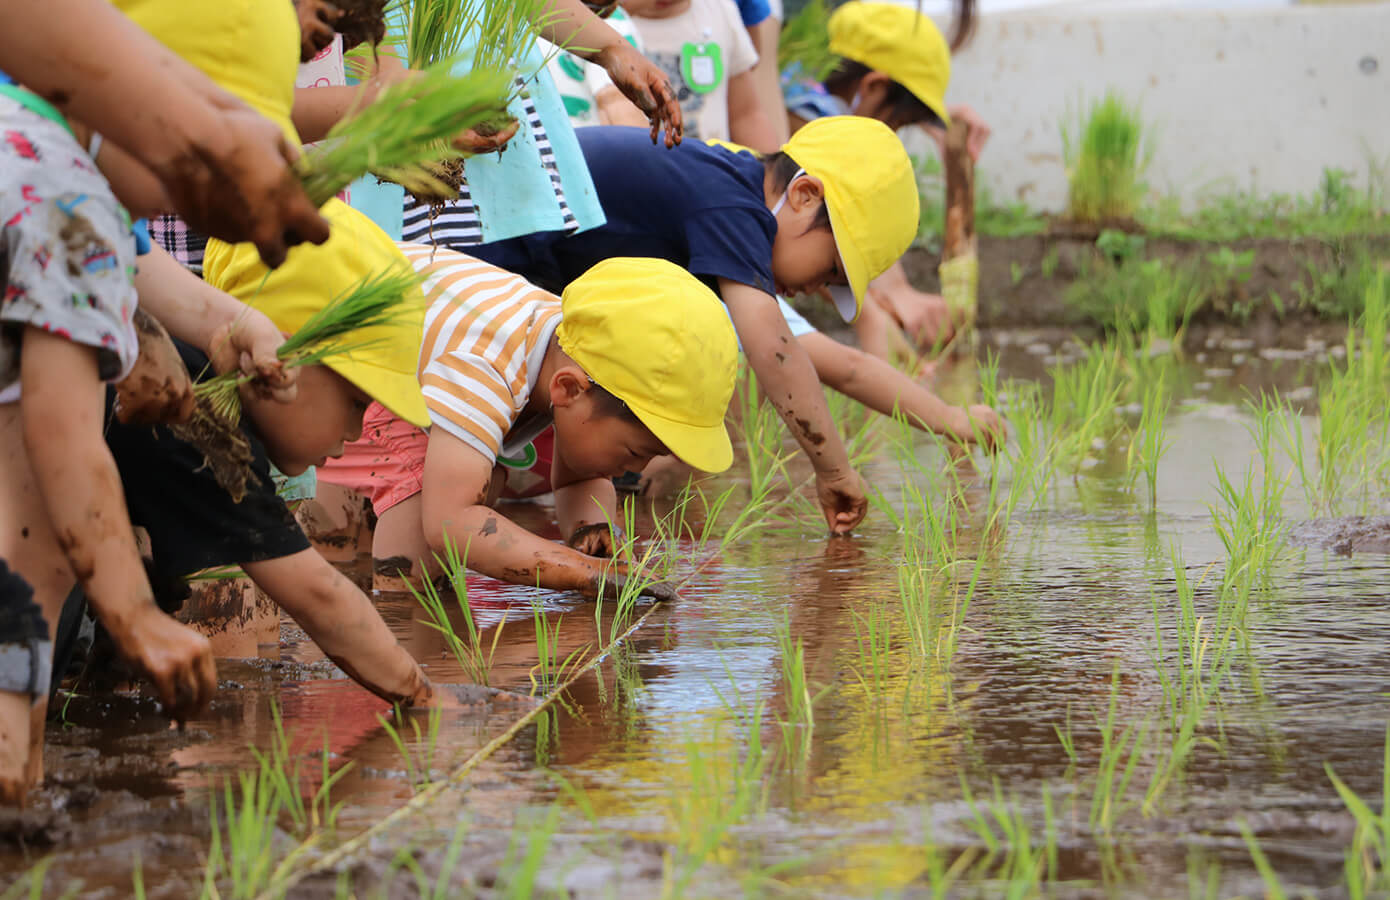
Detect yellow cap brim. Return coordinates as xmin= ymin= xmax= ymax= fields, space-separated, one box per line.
xmin=628 ymin=401 xmax=734 ymax=473
xmin=331 ymin=357 xmax=430 ymax=428
xmin=825 ymin=192 xmax=871 ymax=322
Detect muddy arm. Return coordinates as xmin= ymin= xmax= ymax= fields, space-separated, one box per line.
xmin=421 ymin=430 xmax=613 ymax=594
xmin=801 ymin=331 xmax=1002 ymax=446
xmin=242 ymin=549 xmax=436 ymax=705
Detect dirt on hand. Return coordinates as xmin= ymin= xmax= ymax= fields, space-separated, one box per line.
xmin=332 ymin=0 xmax=388 ymax=51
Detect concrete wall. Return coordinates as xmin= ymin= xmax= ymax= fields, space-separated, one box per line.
xmin=935 ymin=4 xmax=1389 ymax=212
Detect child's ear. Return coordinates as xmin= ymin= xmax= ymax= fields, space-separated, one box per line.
xmin=549 ymin=367 xmax=588 ymax=409
xmin=791 ymin=175 xmax=826 ymax=211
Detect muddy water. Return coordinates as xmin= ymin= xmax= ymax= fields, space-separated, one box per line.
xmin=3 ymin=329 xmax=1389 ymax=898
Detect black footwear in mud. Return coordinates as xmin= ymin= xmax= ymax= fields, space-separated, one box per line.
xmin=1289 ymin=516 xmax=1390 ymax=556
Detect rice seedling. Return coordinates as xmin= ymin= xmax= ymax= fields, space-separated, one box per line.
xmin=773 ymin=612 xmax=824 ymax=769
xmin=196 ymin=265 xmax=423 ymax=424
xmin=1088 ymin=663 xmax=1149 ymax=834
xmin=409 ymin=534 xmax=505 ymax=686
xmin=201 ymin=765 xmax=319 ymax=900
xmin=380 ymin=820 xmax=471 ymax=900
xmin=296 ymin=61 xmax=513 ymax=206
xmin=1061 ymin=91 xmax=1151 ymax=224
xmin=1125 ymin=369 xmax=1171 ymax=505
xmin=252 ymin=701 xmax=354 ymax=833
xmin=1047 ymin=343 xmax=1128 ymax=471
xmin=1325 ymin=723 xmax=1390 ymax=898
xmin=1066 ymin=256 xmax=1210 ymax=345
xmin=1238 ymin=821 xmax=1289 ymax=900
xmin=529 ymin=597 xmax=590 ymax=696
xmin=777 ymin=0 xmax=836 ymax=79
xmin=0 ymin=858 xmax=79 ymax=900
xmin=376 ymin=703 xmax=445 ymax=791
xmin=957 ymin=777 xmax=1058 ymax=896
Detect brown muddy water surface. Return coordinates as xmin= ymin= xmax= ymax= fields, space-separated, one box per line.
xmin=3 ymin=326 xmax=1389 ymax=898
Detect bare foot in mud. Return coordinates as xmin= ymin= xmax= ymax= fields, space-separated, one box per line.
xmin=0 ymin=691 xmax=34 ymax=807
xmin=114 ymin=309 xmax=195 ymax=426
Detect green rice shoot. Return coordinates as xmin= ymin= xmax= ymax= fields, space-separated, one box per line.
xmin=1062 ymin=90 xmax=1151 ymax=223
xmin=295 ymin=60 xmax=513 ymax=206
xmin=195 ymin=264 xmax=423 ymax=424
xmin=778 ymin=0 xmax=837 ymax=81
xmin=388 ymin=0 xmax=561 ymax=80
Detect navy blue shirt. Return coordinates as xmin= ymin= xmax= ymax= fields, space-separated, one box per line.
xmin=468 ymin=126 xmax=777 ymax=300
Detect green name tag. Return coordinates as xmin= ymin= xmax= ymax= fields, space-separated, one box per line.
xmin=680 ymin=42 xmax=724 ymax=95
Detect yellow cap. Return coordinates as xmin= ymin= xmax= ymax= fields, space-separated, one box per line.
xmin=828 ymin=1 xmax=952 ymax=129
xmin=203 ymin=199 xmax=430 ymax=427
xmin=557 ymin=259 xmax=738 ymax=473
xmin=783 ymin=116 xmax=920 ymax=321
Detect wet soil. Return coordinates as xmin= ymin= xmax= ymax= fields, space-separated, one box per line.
xmin=1291 ymin=516 xmax=1390 ymax=556
xmin=4 ymin=342 xmax=1389 ymax=897
xmin=895 ymin=233 xmax=1390 ymax=332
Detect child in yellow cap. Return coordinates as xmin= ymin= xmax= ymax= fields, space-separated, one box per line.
xmin=783 ymin=0 xmax=990 ymax=359
xmin=458 ymin=116 xmax=995 ymax=533
xmin=317 ymin=247 xmax=739 ymax=595
xmin=94 ymin=201 xmax=450 ymax=715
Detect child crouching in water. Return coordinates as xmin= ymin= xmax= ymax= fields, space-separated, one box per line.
xmin=319 ymin=250 xmax=739 ymax=594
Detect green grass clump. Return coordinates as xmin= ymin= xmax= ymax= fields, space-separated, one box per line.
xmin=296 ymin=61 xmax=513 ymax=206
xmin=1062 ymin=91 xmax=1150 ymax=224
xmin=195 ymin=265 xmax=422 ymax=423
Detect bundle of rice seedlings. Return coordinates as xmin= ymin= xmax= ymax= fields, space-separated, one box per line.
xmin=195 ymin=265 xmax=424 ymax=425
xmin=389 ymin=0 xmax=557 ymax=71
xmin=778 ymin=0 xmax=837 ymax=81
xmin=1062 ymin=90 xmax=1152 ymax=224
xmin=295 ymin=61 xmax=513 ymax=206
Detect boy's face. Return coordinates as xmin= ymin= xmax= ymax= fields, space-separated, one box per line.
xmin=550 ymin=371 xmax=670 ymax=479
xmin=618 ymin=0 xmax=691 ymax=19
xmin=245 ymin=365 xmax=371 ymax=476
xmin=769 ymin=176 xmax=848 ymax=298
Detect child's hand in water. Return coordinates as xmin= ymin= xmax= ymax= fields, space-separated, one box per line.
xmin=954 ymin=404 xmax=1006 ymax=453
xmin=816 ymin=471 xmax=869 ymax=536
xmin=587 ymin=566 xmax=679 ymax=603
xmin=593 ymin=42 xmax=684 ymax=148
xmin=119 ymin=607 xmax=218 ymax=724
xmin=567 ymin=522 xmax=624 ymax=559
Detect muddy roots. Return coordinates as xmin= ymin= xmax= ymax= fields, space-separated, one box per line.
xmin=169 ymin=402 xmax=256 ymax=504
xmin=334 ymin=0 xmax=389 ymax=51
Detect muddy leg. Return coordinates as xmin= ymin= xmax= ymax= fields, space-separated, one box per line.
xmin=296 ymin=481 xmax=366 ymax=563
xmin=0 ymin=402 xmax=76 ymax=803
xmin=371 ymin=494 xmax=437 ymax=592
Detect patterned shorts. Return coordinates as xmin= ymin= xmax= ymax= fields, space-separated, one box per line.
xmin=0 ymin=96 xmax=139 ymax=403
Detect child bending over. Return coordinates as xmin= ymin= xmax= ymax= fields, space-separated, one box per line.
xmin=319 ymin=251 xmax=739 ymax=594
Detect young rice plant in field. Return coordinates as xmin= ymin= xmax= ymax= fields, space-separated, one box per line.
xmin=1062 ymin=91 xmax=1150 ymax=223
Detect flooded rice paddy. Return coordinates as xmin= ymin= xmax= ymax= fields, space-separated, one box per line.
xmin=3 ymin=318 xmax=1389 ymax=899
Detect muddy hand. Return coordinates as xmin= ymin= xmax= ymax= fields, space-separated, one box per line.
xmin=122 ymin=607 xmax=217 ymax=724
xmin=114 ymin=309 xmax=195 ymax=425
xmin=947 ymin=104 xmax=992 ymax=162
xmin=590 ymin=571 xmax=680 ymax=603
xmin=208 ymin=315 xmax=297 ymax=403
xmin=816 ymin=470 xmax=868 ymax=536
xmin=594 ymin=42 xmax=683 ymax=148
xmin=294 ymin=0 xmax=343 ymax=61
xmin=452 ymin=117 xmax=521 ymax=155
xmin=567 ymin=522 xmax=620 ymax=558
xmin=161 ymin=102 xmax=330 ymax=269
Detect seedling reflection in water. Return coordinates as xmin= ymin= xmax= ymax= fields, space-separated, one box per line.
xmin=409 ymin=535 xmax=505 ymax=686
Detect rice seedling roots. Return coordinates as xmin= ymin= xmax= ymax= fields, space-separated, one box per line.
xmin=333 ymin=0 xmax=389 ymax=50
xmin=169 ymin=402 xmax=256 ymax=503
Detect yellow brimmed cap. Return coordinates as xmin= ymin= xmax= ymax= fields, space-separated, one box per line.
xmin=828 ymin=1 xmax=952 ymax=128
xmin=202 ymin=199 xmax=429 ymax=427
xmin=783 ymin=116 xmax=919 ymax=321
xmin=557 ymin=258 xmax=738 ymax=473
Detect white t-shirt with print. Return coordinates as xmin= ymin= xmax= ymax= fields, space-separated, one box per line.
xmin=626 ymin=0 xmax=759 ymax=143
xmin=543 ymin=9 xmax=645 ymax=128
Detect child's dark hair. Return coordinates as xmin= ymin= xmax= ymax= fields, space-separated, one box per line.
xmin=823 ymin=59 xmax=945 ymax=130
xmin=590 ymin=381 xmax=642 ymax=424
xmin=762 ymin=152 xmax=833 ymax=231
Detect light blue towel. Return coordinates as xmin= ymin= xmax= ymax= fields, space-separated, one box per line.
xmin=349 ymin=38 xmax=604 ymax=241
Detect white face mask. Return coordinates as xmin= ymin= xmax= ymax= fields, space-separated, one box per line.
xmin=770 ymin=167 xmax=807 ymax=216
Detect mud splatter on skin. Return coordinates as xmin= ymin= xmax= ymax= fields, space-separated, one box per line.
xmin=479 ymin=517 xmax=499 ymax=537
xmin=114 ymin=310 xmax=194 ymax=426
xmin=774 ymin=352 xmax=787 ymax=364
xmin=373 ymin=555 xmax=413 ymax=578
xmin=794 ymin=417 xmax=827 ymax=446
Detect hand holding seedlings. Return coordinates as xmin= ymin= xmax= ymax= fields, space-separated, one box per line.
xmin=452 ymin=117 xmax=522 ymax=154
xmin=816 ymin=469 xmax=869 ymax=535
xmin=293 ymin=0 xmax=343 ymax=61
xmin=591 ymin=571 xmax=681 ymax=603
xmin=113 ymin=310 xmax=195 ymax=426
xmin=206 ymin=315 xmax=299 ymax=405
xmin=593 ymin=41 xmax=684 ymax=147
xmin=957 ymin=403 xmax=1007 ymax=453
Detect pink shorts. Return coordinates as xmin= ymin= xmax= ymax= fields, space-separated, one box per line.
xmin=318 ymin=402 xmax=429 ymax=516
xmin=318 ymin=403 xmax=557 ymax=515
